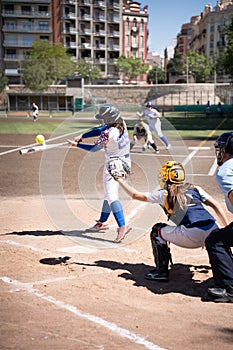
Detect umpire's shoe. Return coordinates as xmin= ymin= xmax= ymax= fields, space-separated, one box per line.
xmin=144 ymin=269 xmax=169 ymax=282
xmin=205 ymin=285 xmax=233 ymax=303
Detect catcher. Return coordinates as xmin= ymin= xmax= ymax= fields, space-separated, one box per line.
xmin=68 ymin=104 xmax=132 ymax=243
xmin=112 ymin=161 xmax=228 ymax=282
xmin=130 ymin=117 xmax=159 ymax=154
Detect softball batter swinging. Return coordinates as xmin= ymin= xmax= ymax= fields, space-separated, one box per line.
xmin=68 ymin=104 xmax=132 ymax=243
xmin=116 ymin=161 xmax=228 ymax=282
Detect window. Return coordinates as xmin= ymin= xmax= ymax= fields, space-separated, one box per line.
xmin=22 ymin=36 xmax=33 ymax=45
xmin=140 ymin=20 xmax=144 ymax=32
xmin=22 ymin=21 xmax=32 ymax=30
xmin=5 ymin=5 xmax=14 ymax=13
xmin=39 ymin=22 xmax=49 ymax=30
xmin=5 ymin=21 xmax=15 ymax=30
xmin=38 ymin=6 xmax=48 ymax=13
xmin=21 ymin=6 xmax=31 ymax=14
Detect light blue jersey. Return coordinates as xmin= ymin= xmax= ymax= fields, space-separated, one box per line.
xmin=216 ymin=157 xmax=233 ymax=213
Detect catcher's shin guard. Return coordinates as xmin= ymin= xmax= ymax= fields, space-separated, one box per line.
xmin=147 ymin=223 xmax=173 ymax=281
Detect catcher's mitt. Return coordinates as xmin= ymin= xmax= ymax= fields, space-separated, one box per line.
xmin=107 ymin=158 xmax=131 ymax=180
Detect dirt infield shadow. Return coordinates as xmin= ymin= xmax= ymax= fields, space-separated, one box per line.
xmin=72 ymin=259 xmax=213 ymax=298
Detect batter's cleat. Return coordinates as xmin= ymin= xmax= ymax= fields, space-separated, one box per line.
xmin=144 ymin=269 xmax=169 ymax=282
xmin=89 ymin=221 xmax=109 ymax=232
xmin=166 ymin=144 xmax=171 ymax=150
xmin=114 ymin=225 xmax=132 ymax=243
xmin=155 ymin=149 xmax=160 ymax=154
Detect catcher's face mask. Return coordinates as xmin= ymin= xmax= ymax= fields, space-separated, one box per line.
xmin=159 ymin=161 xmax=185 ymax=189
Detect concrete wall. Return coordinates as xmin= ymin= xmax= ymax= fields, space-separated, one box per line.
xmin=84 ymin=83 xmax=233 ymax=107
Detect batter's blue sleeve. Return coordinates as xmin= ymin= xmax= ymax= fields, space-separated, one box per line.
xmin=77 ymin=144 xmax=102 ymax=152
xmin=82 ymin=125 xmax=107 ymax=139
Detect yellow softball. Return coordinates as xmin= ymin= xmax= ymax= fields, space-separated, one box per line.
xmin=35 ymin=134 xmax=45 ymax=145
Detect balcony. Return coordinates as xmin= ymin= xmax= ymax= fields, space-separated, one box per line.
xmin=79 ymin=14 xmax=91 ymax=21
xmin=64 ymin=41 xmax=77 ymax=49
xmin=79 ymin=0 xmax=91 ymax=6
xmin=79 ymin=28 xmax=91 ymax=35
xmin=3 ymin=25 xmax=52 ymax=33
xmin=3 ymin=40 xmax=34 ymax=48
xmin=2 ymin=0 xmax=50 ymax=2
xmin=93 ymin=15 xmax=105 ymax=22
xmin=63 ymin=12 xmax=76 ymax=19
xmin=93 ymin=1 xmax=106 ymax=8
xmin=2 ymin=10 xmax=50 ymax=18
xmin=108 ymin=1 xmax=120 ymax=10
xmin=63 ymin=27 xmax=77 ymax=35
xmin=108 ymin=44 xmax=119 ymax=51
xmin=94 ymin=30 xmax=106 ymax=36
xmin=108 ymin=30 xmax=119 ymax=37
xmin=94 ymin=43 xmax=106 ymax=50
xmin=80 ymin=43 xmax=91 ymax=49
xmin=61 ymin=0 xmax=75 ymax=4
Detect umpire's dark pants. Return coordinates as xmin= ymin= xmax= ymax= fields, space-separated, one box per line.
xmin=205 ymin=222 xmax=233 ymax=288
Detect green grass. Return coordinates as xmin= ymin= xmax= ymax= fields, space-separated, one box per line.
xmin=0 ymin=114 xmax=232 ymax=140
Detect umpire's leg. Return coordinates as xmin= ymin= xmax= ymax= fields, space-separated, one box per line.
xmin=205 ymin=222 xmax=233 ymax=288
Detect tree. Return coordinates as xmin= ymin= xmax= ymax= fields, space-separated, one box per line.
xmin=75 ymin=59 xmax=101 ymax=84
xmin=116 ymin=55 xmax=149 ymax=83
xmin=0 ymin=69 xmax=8 ymax=93
xmin=222 ymin=16 xmax=233 ymax=78
xmin=147 ymin=66 xmax=165 ymax=84
xmin=166 ymin=53 xmax=184 ymax=78
xmin=22 ymin=40 xmax=76 ymax=91
xmin=186 ymin=51 xmax=213 ymax=83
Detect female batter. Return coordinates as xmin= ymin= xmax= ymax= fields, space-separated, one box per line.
xmin=68 ymin=104 xmax=131 ymax=243
xmin=116 ymin=161 xmax=228 ymax=281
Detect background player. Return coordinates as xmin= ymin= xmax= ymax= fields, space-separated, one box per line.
xmin=205 ymin=132 xmax=233 ymax=303
xmin=116 ymin=161 xmax=228 ymax=282
xmin=68 ymin=104 xmax=132 ymax=243
xmin=31 ymin=102 xmax=39 ymax=122
xmin=130 ymin=118 xmax=159 ymax=153
xmin=140 ymin=102 xmax=171 ymax=150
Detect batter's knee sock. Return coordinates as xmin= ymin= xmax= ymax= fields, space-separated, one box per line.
xmin=160 ymin=136 xmax=169 ymax=147
xmin=150 ymin=142 xmax=159 ymax=152
xmin=99 ymin=200 xmax=111 ymax=222
xmin=110 ymin=200 xmax=125 ymax=227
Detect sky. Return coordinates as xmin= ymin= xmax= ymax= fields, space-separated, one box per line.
xmin=139 ymin=0 xmax=216 ymax=55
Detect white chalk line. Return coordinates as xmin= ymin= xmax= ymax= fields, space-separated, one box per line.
xmin=1 ymin=276 xmax=166 ymax=350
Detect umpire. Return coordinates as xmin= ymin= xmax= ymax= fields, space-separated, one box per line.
xmin=205 ymin=132 xmax=233 ymax=303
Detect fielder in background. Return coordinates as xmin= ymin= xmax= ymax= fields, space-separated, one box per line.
xmin=130 ymin=117 xmax=159 ymax=154
xmin=205 ymin=132 xmax=233 ymax=303
xmin=32 ymin=102 xmax=39 ymax=122
xmin=116 ymin=161 xmax=228 ymax=282
xmin=140 ymin=102 xmax=171 ymax=150
xmin=68 ymin=104 xmax=132 ymax=243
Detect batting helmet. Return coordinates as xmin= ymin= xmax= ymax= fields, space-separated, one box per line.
xmin=146 ymin=101 xmax=154 ymax=108
xmin=95 ymin=104 xmax=120 ymax=124
xmin=159 ymin=161 xmax=185 ymax=189
xmin=214 ymin=132 xmax=233 ymax=166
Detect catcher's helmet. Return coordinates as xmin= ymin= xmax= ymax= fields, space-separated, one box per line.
xmin=214 ymin=132 xmax=233 ymax=166
xmin=159 ymin=161 xmax=185 ymax=189
xmin=95 ymin=104 xmax=120 ymax=124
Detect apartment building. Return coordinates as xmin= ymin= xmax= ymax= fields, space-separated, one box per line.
xmin=0 ymin=0 xmax=123 ymax=85
xmin=175 ymin=0 xmax=233 ymax=60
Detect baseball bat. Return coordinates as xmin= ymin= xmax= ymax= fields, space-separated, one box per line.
xmin=19 ymin=141 xmax=68 ymax=155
